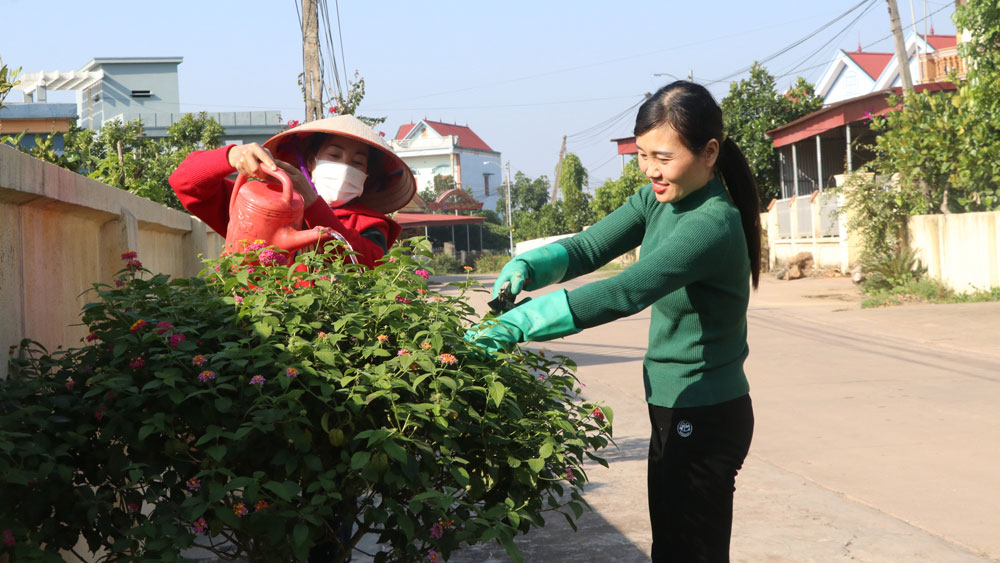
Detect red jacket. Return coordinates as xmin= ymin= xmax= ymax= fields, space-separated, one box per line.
xmin=169 ymin=145 xmax=401 ymax=269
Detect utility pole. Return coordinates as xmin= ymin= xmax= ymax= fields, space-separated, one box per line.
xmin=887 ymin=0 xmax=914 ymax=94
xmin=552 ymin=135 xmax=566 ymax=202
xmin=504 ymin=160 xmax=514 ymax=256
xmin=302 ymin=0 xmax=323 ymax=121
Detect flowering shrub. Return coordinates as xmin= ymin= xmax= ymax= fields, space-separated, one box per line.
xmin=1 ymin=239 xmax=612 ymax=562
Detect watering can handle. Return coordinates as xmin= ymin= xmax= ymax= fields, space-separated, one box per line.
xmin=229 ymin=166 xmax=295 ymax=219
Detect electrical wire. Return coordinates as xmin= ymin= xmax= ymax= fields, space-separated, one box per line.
xmin=777 ymin=0 xmax=880 ymax=79
xmin=334 ymin=0 xmax=348 ymax=92
xmin=702 ymin=0 xmax=876 ymax=85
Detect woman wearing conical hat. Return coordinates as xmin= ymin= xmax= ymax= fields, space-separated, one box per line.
xmin=170 ymin=115 xmax=416 ymax=268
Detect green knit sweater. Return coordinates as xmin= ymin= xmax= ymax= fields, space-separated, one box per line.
xmin=555 ymin=177 xmax=750 ymax=408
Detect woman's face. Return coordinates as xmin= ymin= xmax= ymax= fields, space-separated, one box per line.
xmin=636 ymin=125 xmax=718 ymax=204
xmin=311 ymin=135 xmax=369 ymax=173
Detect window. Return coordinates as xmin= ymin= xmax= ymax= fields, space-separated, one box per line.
xmin=131 ymin=90 xmax=152 ymax=98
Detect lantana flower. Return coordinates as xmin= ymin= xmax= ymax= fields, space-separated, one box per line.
xmin=121 ymin=251 xmax=137 ymax=261
xmin=191 ymin=355 xmax=208 ymax=367
xmin=439 ymin=353 xmax=458 ymax=366
xmin=250 ymin=375 xmax=266 ymax=386
xmin=414 ymin=268 xmax=430 ymax=280
xmin=376 ymin=334 xmax=389 ymax=343
xmin=169 ymin=333 xmax=186 ymax=348
xmin=65 ymin=377 xmax=75 ymax=390
xmin=187 ymin=477 xmax=201 ymax=490
xmin=86 ymin=331 xmax=98 ymax=342
xmin=155 ymin=321 xmax=172 ymax=335
xmin=129 ymin=356 xmax=146 ymax=370
xmin=254 ymin=500 xmax=269 ymax=511
xmin=198 ymin=370 xmax=216 ymax=382
xmin=233 ymin=502 xmax=248 ymax=517
xmin=285 ymin=367 xmax=299 ymax=378
xmin=592 ymin=408 xmax=605 ymax=422
xmin=428 ymin=549 xmax=440 ymax=562
xmin=2 ymin=529 xmax=15 ymax=547
xmin=130 ymin=319 xmax=148 ymax=333
xmin=430 ymin=522 xmax=444 ymax=539
xmin=191 ymin=517 xmax=207 ymax=534
xmin=420 ymin=341 xmax=432 ymax=350
xmin=397 ymin=349 xmax=410 ymax=356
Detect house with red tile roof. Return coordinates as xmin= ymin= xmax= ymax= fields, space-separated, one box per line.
xmin=815 ymin=30 xmax=957 ymax=105
xmin=390 ymin=119 xmax=502 ymax=211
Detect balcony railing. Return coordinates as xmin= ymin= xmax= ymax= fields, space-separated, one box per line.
xmin=391 ymin=136 xmax=458 ymax=151
xmin=919 ymin=47 xmax=967 ymax=83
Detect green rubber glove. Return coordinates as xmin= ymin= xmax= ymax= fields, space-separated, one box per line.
xmin=493 ymin=244 xmax=570 ymax=298
xmin=465 ymin=289 xmax=580 ymax=353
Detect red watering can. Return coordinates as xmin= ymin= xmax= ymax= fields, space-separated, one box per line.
xmin=225 ymin=167 xmax=328 ymax=255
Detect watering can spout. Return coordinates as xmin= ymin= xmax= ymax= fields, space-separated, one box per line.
xmin=273 ymin=227 xmax=327 ymax=254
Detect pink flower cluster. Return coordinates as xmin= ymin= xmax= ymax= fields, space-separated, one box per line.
xmin=233 ymin=502 xmax=248 ymax=517
xmin=254 ymin=500 xmax=269 ymax=511
xmin=155 ymin=321 xmax=172 ymax=335
xmin=259 ymin=248 xmax=288 ymax=266
xmin=122 ymin=251 xmax=142 ymax=271
xmin=187 ymin=477 xmax=201 ymax=490
xmin=198 ymin=370 xmax=216 ymax=383
xmin=285 ymin=367 xmax=299 ymax=378
xmin=192 ymin=355 xmax=208 ymax=367
xmin=287 ymin=119 xmax=301 ymax=128
xmin=2 ymin=529 xmax=14 ymax=547
xmin=439 ymin=353 xmax=458 ymax=366
xmin=191 ymin=517 xmax=207 ymax=534
xmin=169 ymin=333 xmax=186 ymax=348
xmin=86 ymin=331 xmax=98 ymax=342
xmin=414 ymin=268 xmax=430 ymax=280
xmin=250 ymin=375 xmax=266 ymax=386
xmin=129 ymin=356 xmax=146 ymax=370
xmin=130 ymin=319 xmax=148 ymax=333
xmin=395 ymin=295 xmax=411 ymax=304
xmin=65 ymin=377 xmax=75 ymax=390
xmin=592 ymin=408 xmax=605 ymax=422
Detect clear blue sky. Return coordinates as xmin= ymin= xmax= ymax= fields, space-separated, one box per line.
xmin=3 ymin=0 xmax=956 ymax=190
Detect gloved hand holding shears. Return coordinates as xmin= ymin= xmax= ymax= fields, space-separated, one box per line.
xmin=465 ymin=244 xmax=578 ymax=353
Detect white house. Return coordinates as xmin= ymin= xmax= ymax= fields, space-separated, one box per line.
xmin=815 ymin=30 xmax=957 ymax=105
xmin=390 ymin=119 xmax=502 ymax=212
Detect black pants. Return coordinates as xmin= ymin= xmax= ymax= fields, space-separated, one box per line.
xmin=647 ymin=394 xmax=754 ymax=563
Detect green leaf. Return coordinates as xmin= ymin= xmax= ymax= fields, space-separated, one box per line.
xmin=214 ymin=397 xmax=232 ymax=413
xmin=205 ymin=445 xmax=227 ymax=461
xmin=488 ymin=381 xmax=506 ymax=407
xmin=314 ymin=349 xmax=339 ymax=366
xmin=252 ymin=320 xmax=273 ymax=339
xmin=450 ymin=466 xmax=470 ymax=486
xmin=382 ymin=439 xmax=408 ymax=463
xmin=526 ymin=458 xmax=544 ymax=473
xmin=292 ymin=523 xmax=309 ymax=549
xmin=263 ymin=481 xmax=294 ymax=502
xmin=538 ymin=442 xmax=553 ymax=459
xmin=350 ymin=451 xmax=371 ymax=470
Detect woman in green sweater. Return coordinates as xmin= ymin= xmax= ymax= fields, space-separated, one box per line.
xmin=466 ymin=81 xmax=761 ymax=562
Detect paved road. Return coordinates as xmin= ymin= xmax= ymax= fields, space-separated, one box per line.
xmin=424 ymin=273 xmax=1000 ymax=563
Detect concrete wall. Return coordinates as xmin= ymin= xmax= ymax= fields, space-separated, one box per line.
xmin=909 ymin=210 xmax=1000 ymax=292
xmin=0 ymin=144 xmax=224 ymax=379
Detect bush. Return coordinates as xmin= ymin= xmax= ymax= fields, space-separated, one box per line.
xmin=425 ymin=252 xmax=464 ymax=275
xmin=1 ymin=240 xmax=612 ymax=562
xmin=474 ymin=253 xmax=512 ymax=274
xmin=860 ymin=246 xmax=926 ymax=292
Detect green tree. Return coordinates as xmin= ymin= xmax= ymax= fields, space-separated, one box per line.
xmin=558 ymin=153 xmax=593 ymax=233
xmin=495 ymin=172 xmax=550 ymax=218
xmin=137 ymin=112 xmax=225 ymax=209
xmin=720 ymin=63 xmax=822 ymax=205
xmin=419 ymin=174 xmax=457 ymax=203
xmin=589 ymin=158 xmax=647 ymax=220
xmin=0 ymin=59 xmax=20 ymax=111
xmin=514 ymin=201 xmax=569 ymax=243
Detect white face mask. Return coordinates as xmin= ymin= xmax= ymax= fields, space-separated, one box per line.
xmin=311 ymin=160 xmax=367 ymax=206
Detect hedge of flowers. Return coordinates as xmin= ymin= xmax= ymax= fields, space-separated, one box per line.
xmin=1 ymin=239 xmax=612 ymax=562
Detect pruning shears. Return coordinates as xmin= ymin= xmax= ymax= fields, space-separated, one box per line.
xmin=487 ymin=282 xmax=532 ymax=315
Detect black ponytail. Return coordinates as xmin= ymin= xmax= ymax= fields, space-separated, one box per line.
xmin=718 ymin=136 xmax=761 ymax=288
xmin=635 ymin=81 xmax=762 ymax=289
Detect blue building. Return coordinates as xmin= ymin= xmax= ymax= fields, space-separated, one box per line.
xmin=10 ymin=57 xmax=283 ymax=146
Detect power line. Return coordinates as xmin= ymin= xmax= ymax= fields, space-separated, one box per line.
xmin=703 ymin=0 xmax=876 ymax=85
xmin=777 ymin=0 xmax=880 ymax=79
xmin=334 ymin=0 xmax=348 ymax=92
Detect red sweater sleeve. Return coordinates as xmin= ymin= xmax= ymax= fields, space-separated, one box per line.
xmin=169 ymin=145 xmax=238 ymax=237
xmin=169 ymin=146 xmax=397 ymax=268
xmin=303 ymin=201 xmax=401 ymax=269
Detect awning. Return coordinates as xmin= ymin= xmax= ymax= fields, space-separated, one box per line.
xmin=394 ymin=213 xmax=485 ymax=228
xmin=767 ymin=82 xmax=956 ymax=148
